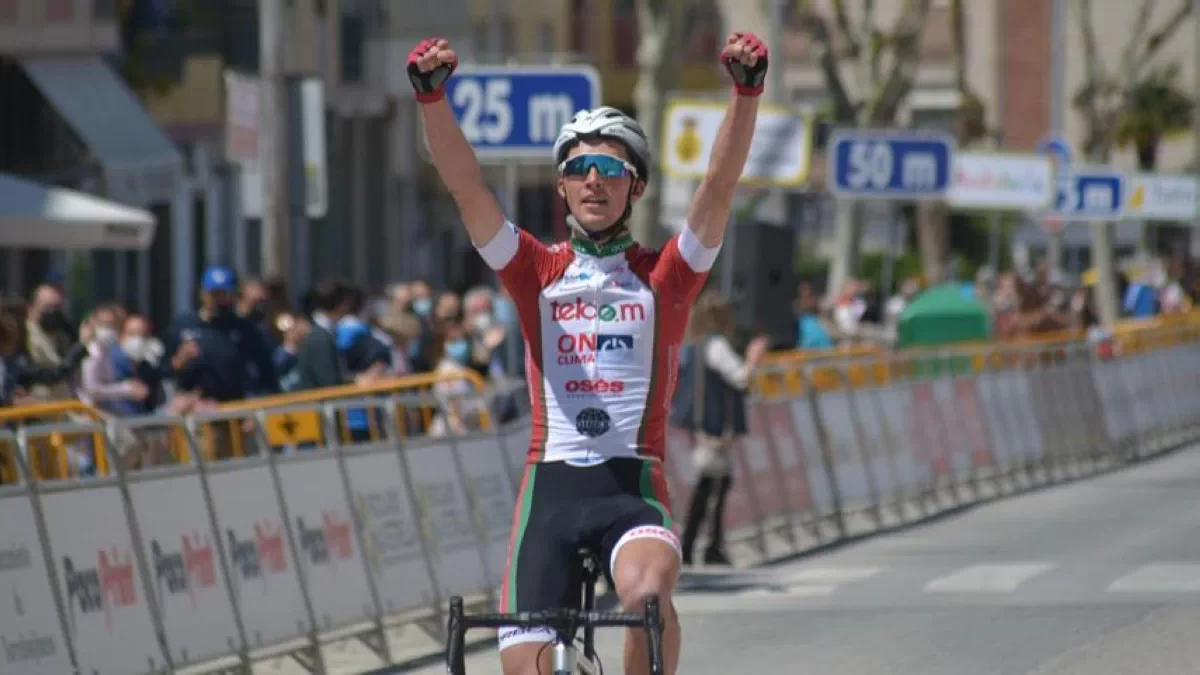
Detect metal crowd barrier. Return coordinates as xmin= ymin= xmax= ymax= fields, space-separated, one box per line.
xmin=1 ymin=326 xmax=1198 ymax=675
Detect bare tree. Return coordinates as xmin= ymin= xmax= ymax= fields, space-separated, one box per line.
xmin=794 ymin=0 xmax=934 ymax=294
xmin=1072 ymin=0 xmax=1191 ymax=324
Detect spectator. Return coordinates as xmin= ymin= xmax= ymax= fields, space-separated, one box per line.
xmin=162 ymin=266 xmax=278 ymax=404
xmin=884 ymin=277 xmax=921 ymax=343
xmin=0 ymin=305 xmax=85 ymax=408
xmin=428 ymin=319 xmax=489 ymax=436
xmin=337 ymin=286 xmax=392 ymax=385
xmin=831 ymin=279 xmax=868 ymax=342
xmin=409 ymin=280 xmax=433 ymax=319
xmin=77 ymin=307 xmax=150 ymax=417
xmin=295 ymin=279 xmax=352 ymax=391
xmin=673 ymin=290 xmax=769 ymax=567
xmin=376 ymin=310 xmax=421 ymax=376
xmin=114 ymin=313 xmax=165 ymax=414
xmin=24 ymin=284 xmax=76 ymax=401
xmin=273 ymin=312 xmax=311 ymax=392
xmin=793 ymin=281 xmax=834 ymax=350
xmin=491 ymin=285 xmax=523 ymax=378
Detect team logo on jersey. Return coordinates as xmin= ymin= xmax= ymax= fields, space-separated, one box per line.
xmin=564 ymin=379 xmax=625 ymax=396
xmin=551 ymin=297 xmax=646 ymax=323
xmin=575 ymin=408 xmax=612 ymax=438
xmin=557 ymin=333 xmax=636 ymax=366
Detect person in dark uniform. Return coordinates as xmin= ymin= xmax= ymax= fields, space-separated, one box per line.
xmin=161 ymin=266 xmax=279 ymax=404
xmin=672 ymin=290 xmax=769 ymax=566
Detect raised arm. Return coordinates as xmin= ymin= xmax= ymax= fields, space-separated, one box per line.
xmin=687 ymin=33 xmax=769 ymax=248
xmin=407 ymin=38 xmax=505 ymax=247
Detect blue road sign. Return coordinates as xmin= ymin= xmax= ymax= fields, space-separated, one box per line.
xmin=827 ymin=130 xmax=956 ymax=199
xmin=1037 ymin=135 xmax=1074 ymax=165
xmin=1053 ymin=168 xmax=1125 ymax=221
xmin=443 ymin=66 xmax=600 ymax=161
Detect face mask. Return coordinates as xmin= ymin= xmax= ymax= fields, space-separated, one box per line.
xmin=212 ymin=304 xmax=236 ymax=321
xmin=246 ymin=301 xmax=268 ymax=322
xmin=445 ymin=338 xmax=470 ymax=365
xmin=470 ymin=313 xmax=493 ymax=334
xmin=121 ymin=336 xmax=146 ymax=360
xmin=412 ymin=298 xmax=432 ymax=317
xmin=493 ymin=297 xmax=516 ymax=325
xmin=95 ymin=327 xmax=118 ymax=346
xmin=39 ymin=308 xmax=69 ymax=332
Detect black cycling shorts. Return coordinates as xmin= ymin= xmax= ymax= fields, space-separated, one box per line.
xmin=497 ymin=458 xmax=679 ymax=650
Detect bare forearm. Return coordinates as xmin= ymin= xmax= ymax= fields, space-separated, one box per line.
xmin=421 ymin=98 xmax=505 ymax=245
xmin=687 ymin=92 xmax=759 ymax=247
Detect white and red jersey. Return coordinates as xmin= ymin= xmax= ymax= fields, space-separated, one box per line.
xmin=476 ymin=221 xmax=720 ymax=465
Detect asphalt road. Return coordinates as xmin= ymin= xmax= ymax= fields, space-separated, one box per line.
xmin=250 ymin=443 xmax=1200 ymax=674
xmin=400 ymin=443 xmax=1200 ymax=675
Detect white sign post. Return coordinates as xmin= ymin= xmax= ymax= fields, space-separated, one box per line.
xmin=1122 ymin=172 xmax=1200 ymax=221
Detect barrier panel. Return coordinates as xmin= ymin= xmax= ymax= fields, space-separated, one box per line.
xmin=0 ymin=323 xmax=1198 ymax=674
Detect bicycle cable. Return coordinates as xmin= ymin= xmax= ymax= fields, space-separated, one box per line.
xmin=576 ymin=636 xmax=604 ymax=675
xmin=535 ymin=640 xmax=552 ymax=675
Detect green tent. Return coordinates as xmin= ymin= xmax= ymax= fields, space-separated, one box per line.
xmin=897 ymin=283 xmax=992 ymax=375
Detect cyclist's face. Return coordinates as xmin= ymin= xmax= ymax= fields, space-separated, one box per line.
xmin=558 ymin=140 xmax=644 ymax=232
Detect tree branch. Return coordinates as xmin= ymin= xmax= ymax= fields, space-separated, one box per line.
xmin=830 ymin=0 xmax=860 ymax=57
xmin=1130 ymin=0 xmax=1191 ymax=79
xmin=1073 ymin=0 xmax=1105 ymax=118
xmin=1117 ymin=0 xmax=1156 ymax=81
xmin=796 ymin=6 xmax=858 ymax=121
xmin=867 ymin=0 xmax=931 ymax=123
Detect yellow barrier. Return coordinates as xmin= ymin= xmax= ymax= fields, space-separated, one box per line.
xmin=750 ymin=311 xmax=1200 ymax=399
xmin=0 ymin=400 xmax=109 ymax=482
xmin=215 ymin=369 xmax=492 ymax=452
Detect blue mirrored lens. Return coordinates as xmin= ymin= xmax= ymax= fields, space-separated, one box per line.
xmin=562 ymin=154 xmax=630 ymax=178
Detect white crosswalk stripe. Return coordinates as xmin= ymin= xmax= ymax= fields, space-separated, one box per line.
xmin=782 ymin=566 xmax=883 ymax=586
xmin=923 ymin=563 xmax=1057 ymax=593
xmin=1108 ymin=563 xmax=1200 ymax=592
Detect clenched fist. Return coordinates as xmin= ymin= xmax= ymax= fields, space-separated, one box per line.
xmin=407 ymin=37 xmax=459 ymax=102
xmin=720 ymin=32 xmax=769 ymax=97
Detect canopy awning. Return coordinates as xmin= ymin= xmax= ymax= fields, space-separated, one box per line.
xmin=0 ymin=173 xmax=156 ymax=250
xmin=20 ymin=56 xmax=183 ymax=207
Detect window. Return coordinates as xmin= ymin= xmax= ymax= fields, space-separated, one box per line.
xmin=611 ymin=0 xmax=636 ymax=68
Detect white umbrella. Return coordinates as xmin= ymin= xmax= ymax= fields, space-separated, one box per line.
xmin=0 ymin=173 xmax=156 ymax=250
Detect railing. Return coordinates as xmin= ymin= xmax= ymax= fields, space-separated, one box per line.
xmin=0 ymin=320 xmax=1196 ymax=674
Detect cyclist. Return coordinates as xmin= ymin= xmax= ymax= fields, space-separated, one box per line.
xmin=407 ymin=32 xmax=767 ymax=675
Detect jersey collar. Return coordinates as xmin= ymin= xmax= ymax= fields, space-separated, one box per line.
xmin=570 ymin=234 xmax=634 ymax=259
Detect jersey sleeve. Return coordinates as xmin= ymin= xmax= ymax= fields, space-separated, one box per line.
xmin=474 ymin=220 xmax=563 ymax=296
xmin=651 ymin=225 xmax=722 ymax=301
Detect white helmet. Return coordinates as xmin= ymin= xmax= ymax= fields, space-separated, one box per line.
xmin=553 ymin=106 xmax=651 ymax=179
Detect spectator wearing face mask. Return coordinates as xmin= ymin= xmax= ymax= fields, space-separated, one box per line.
xmin=113 ymin=314 xmax=166 ymax=414
xmin=78 ymin=307 xmax=151 ymax=416
xmin=0 ymin=304 xmax=86 ymax=408
xmin=161 ymin=266 xmax=279 ymax=404
xmin=429 ymin=319 xmax=488 ymax=436
xmin=23 ymin=284 xmax=77 ymax=402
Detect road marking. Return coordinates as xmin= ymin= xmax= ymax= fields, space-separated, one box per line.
xmin=782 ymin=566 xmax=883 ymax=586
xmin=1108 ymin=563 xmax=1200 ymax=592
xmin=924 ymin=563 xmax=1056 ymax=593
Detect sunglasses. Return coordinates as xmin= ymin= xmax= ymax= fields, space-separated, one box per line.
xmin=558 ymin=153 xmax=638 ymax=179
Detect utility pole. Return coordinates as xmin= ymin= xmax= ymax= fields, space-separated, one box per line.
xmin=1193 ymin=0 xmax=1200 ymax=257
xmin=1046 ymin=0 xmax=1065 ymax=272
xmin=259 ymin=0 xmax=290 ymax=280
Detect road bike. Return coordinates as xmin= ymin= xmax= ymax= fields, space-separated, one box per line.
xmin=445 ymin=546 xmax=665 ymax=674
